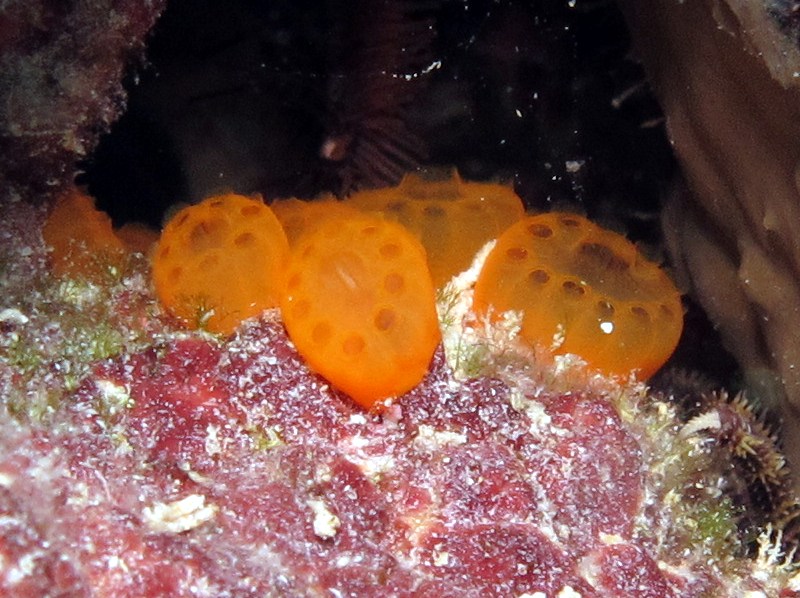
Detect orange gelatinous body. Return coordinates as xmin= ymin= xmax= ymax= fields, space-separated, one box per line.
xmin=473 ymin=212 xmax=683 ymax=378
xmin=281 ymin=212 xmax=441 ymax=409
xmin=42 ymin=187 xmax=126 ymax=278
xmin=115 ymin=221 xmax=159 ymax=255
xmin=152 ymin=193 xmax=289 ymax=335
xmin=344 ymin=171 xmax=525 ymax=288
xmin=270 ymin=197 xmax=361 ymax=246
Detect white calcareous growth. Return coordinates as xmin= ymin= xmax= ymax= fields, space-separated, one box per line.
xmin=142 ymin=494 xmax=218 ymax=533
xmin=307 ymin=498 xmax=340 ymax=539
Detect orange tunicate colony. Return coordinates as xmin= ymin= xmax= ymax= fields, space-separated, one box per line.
xmin=42 ymin=187 xmax=127 ymax=277
xmin=343 ymin=171 xmax=525 ymax=288
xmin=44 ymin=175 xmax=684 ymax=408
xmin=281 ymin=212 xmax=441 ymax=409
xmin=151 ymin=193 xmax=289 ymax=335
xmin=473 ymin=212 xmax=683 ymax=378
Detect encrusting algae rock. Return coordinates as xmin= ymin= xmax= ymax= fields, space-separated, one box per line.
xmin=3 ymin=186 xmax=800 ymax=595
xmin=0 ymin=0 xmax=168 ymax=196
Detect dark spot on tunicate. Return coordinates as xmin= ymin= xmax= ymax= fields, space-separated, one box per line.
xmin=342 ymin=334 xmax=366 ymax=355
xmin=189 ymin=218 xmax=226 ymax=252
xmin=199 ymin=254 xmax=219 ymax=269
xmin=560 ymin=216 xmax=581 ymax=228
xmin=374 ymin=308 xmax=396 ymax=331
xmin=528 ymin=223 xmax=553 ymax=238
xmin=506 ymin=246 xmax=528 ymax=261
xmin=240 ymin=204 xmax=261 ymax=217
xmin=528 ymin=269 xmax=550 ymax=284
xmin=562 ymin=280 xmax=585 ymax=297
xmin=579 ymin=242 xmax=630 ymax=273
xmin=423 ymin=205 xmax=446 ymax=217
xmin=312 ymin=322 xmax=331 ymax=345
xmin=384 ymin=272 xmax=404 ymax=294
xmin=234 ymin=232 xmax=256 ymax=248
xmin=597 ymin=300 xmax=615 ymax=318
xmin=380 ymin=243 xmax=402 ymax=258
xmin=287 ymin=273 xmax=302 ymax=290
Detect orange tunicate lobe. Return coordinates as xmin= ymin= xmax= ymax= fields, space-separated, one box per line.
xmin=42 ymin=187 xmax=127 ymax=277
xmin=473 ymin=212 xmax=683 ymax=379
xmin=269 ymin=198 xmax=361 ymax=246
xmin=115 ymin=222 xmax=160 ymax=254
xmin=281 ymin=211 xmax=441 ymax=409
xmin=342 ymin=171 xmax=525 ymax=288
xmin=151 ymin=193 xmax=289 ymax=335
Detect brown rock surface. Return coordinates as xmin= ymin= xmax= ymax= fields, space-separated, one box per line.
xmin=621 ymin=0 xmax=800 ymax=476
xmin=0 ymin=0 xmax=166 ymax=197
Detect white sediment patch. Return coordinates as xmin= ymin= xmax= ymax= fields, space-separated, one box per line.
xmin=142 ymin=494 xmax=218 ymax=533
xmin=307 ymin=498 xmax=340 ymax=539
xmin=413 ymin=424 xmax=467 ymax=451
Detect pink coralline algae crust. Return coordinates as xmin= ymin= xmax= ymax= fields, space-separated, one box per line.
xmin=580 ymin=543 xmax=672 ymax=597
xmin=0 ymin=193 xmax=791 ymax=596
xmin=524 ymin=396 xmax=644 ymax=554
xmin=0 ymin=316 xmax=724 ymax=597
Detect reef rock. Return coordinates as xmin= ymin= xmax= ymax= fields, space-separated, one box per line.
xmin=0 ymin=195 xmax=798 ymax=595
xmin=0 ymin=0 xmax=167 ymax=196
xmin=620 ymin=0 xmax=800 ymax=480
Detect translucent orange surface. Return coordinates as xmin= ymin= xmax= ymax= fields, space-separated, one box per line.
xmin=473 ymin=213 xmax=683 ymax=378
xmin=115 ymin=222 xmax=159 ymax=255
xmin=270 ymin=197 xmax=360 ymax=245
xmin=42 ymin=187 xmax=126 ymax=278
xmin=152 ymin=193 xmax=289 ymax=335
xmin=281 ymin=211 xmax=440 ymax=408
xmin=344 ymin=171 xmax=525 ymax=288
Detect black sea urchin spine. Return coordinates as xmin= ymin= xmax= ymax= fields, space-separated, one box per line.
xmin=320 ymin=0 xmax=439 ymax=195
xmin=682 ymin=391 xmax=799 ymax=559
